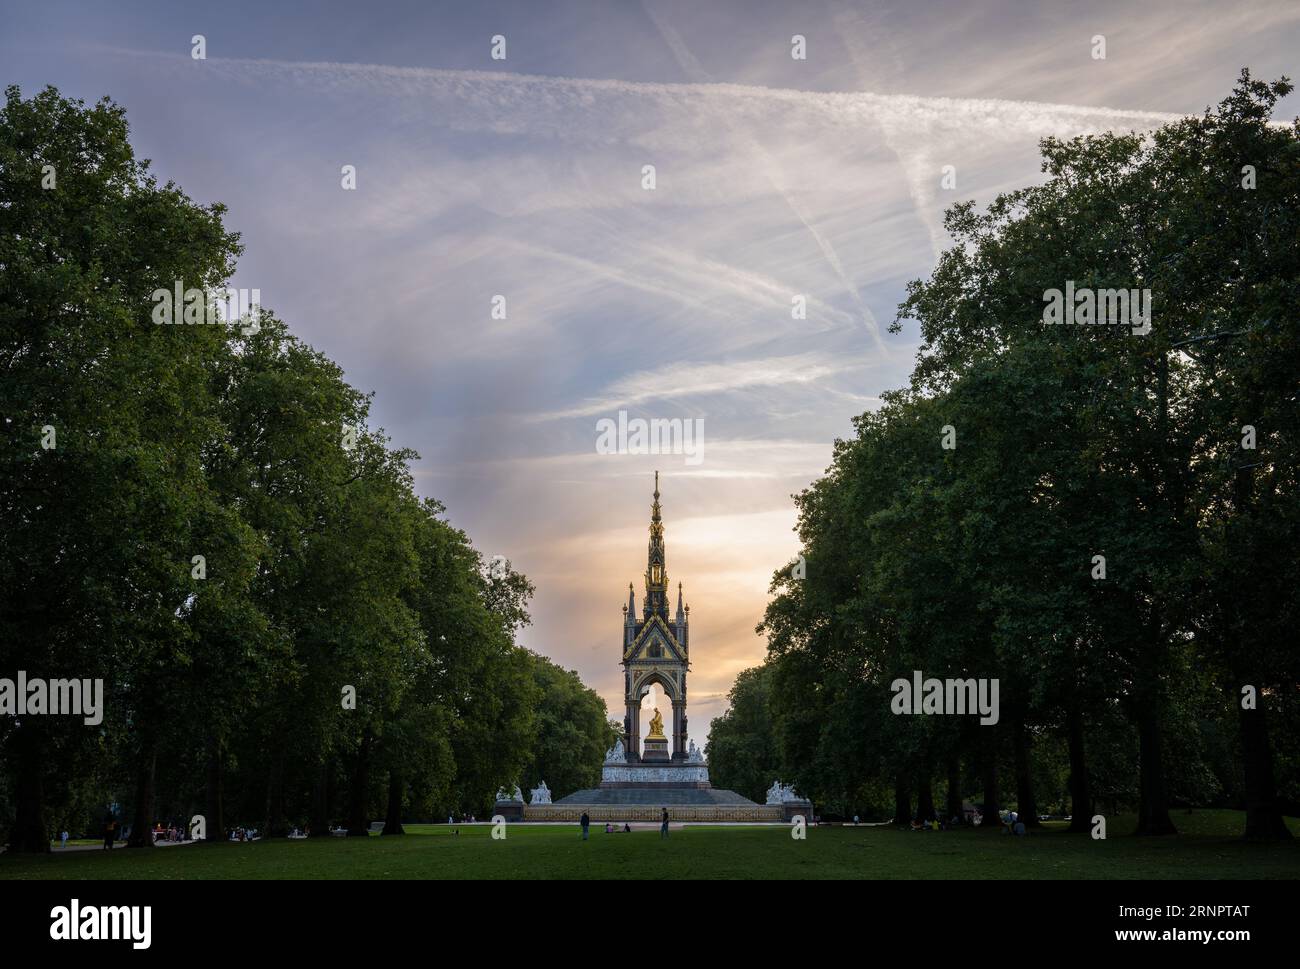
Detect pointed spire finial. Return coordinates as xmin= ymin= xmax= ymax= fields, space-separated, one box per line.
xmin=644 ymin=471 xmax=668 ymax=618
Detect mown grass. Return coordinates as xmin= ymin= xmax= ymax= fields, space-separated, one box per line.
xmin=2 ymin=810 xmax=1296 ymax=880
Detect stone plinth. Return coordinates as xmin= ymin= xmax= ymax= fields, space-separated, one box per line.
xmin=781 ymin=800 xmax=813 ymax=822
xmin=493 ymin=799 xmax=525 ymax=821
xmin=641 ymin=736 xmax=669 ymax=761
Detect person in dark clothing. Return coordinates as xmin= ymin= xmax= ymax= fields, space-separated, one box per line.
xmin=660 ymin=808 xmax=669 ymax=839
xmin=580 ymin=812 xmax=590 ymax=841
xmin=103 ymin=817 xmax=116 ymax=850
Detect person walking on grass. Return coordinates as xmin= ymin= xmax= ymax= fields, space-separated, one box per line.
xmin=580 ymin=811 xmax=590 ymax=841
xmin=660 ymin=808 xmax=669 ymax=839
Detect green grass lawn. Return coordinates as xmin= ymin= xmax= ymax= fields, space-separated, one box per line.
xmin=2 ymin=810 xmax=1297 ymax=880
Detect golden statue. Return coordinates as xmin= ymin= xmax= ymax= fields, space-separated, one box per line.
xmin=647 ymin=708 xmax=666 ymax=739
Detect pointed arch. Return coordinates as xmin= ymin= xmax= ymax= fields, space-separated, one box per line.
xmin=633 ymin=668 xmax=681 ymax=704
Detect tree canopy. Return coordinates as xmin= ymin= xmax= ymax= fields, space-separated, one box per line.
xmin=0 ymin=85 xmax=610 ymax=850
xmin=711 ymin=71 xmax=1299 ymax=840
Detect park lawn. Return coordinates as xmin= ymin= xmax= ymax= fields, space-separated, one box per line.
xmin=1 ymin=810 xmax=1296 ymax=880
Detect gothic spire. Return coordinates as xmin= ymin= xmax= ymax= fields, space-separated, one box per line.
xmin=644 ymin=471 xmax=668 ymax=619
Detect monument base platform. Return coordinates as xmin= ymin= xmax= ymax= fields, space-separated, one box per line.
xmin=519 ymin=762 xmax=810 ymax=822
xmin=524 ymin=803 xmax=785 ymax=822
xmin=527 ymin=787 xmax=786 ymax=822
xmin=600 ymin=762 xmax=711 ymax=787
xmin=554 ymin=786 xmax=757 ymax=806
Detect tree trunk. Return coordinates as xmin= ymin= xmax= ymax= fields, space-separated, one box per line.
xmin=979 ymin=733 xmax=1000 ymax=830
xmin=309 ymin=759 xmax=332 ymax=837
xmin=945 ymin=753 xmax=963 ymax=823
xmin=262 ymin=756 xmax=273 ymax=838
xmin=1066 ymin=702 xmax=1093 ymax=833
xmin=1134 ymin=698 xmax=1177 ymax=835
xmin=915 ymin=769 xmax=935 ymax=823
xmin=1135 ymin=353 xmax=1177 ymax=837
xmin=7 ymin=725 xmax=50 ymax=852
xmin=1238 ymin=694 xmax=1291 ymax=841
xmin=204 ymin=735 xmax=224 ymax=843
xmin=383 ymin=771 xmax=405 ymax=835
xmin=263 ymin=746 xmax=289 ymax=838
xmin=127 ymin=744 xmax=157 ymax=848
xmin=1227 ymin=434 xmax=1291 ymax=840
xmin=1012 ymin=717 xmax=1041 ymax=827
xmin=345 ymin=728 xmax=373 ymax=836
xmin=892 ymin=771 xmax=911 ymax=825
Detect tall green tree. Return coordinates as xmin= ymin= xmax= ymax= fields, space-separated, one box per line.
xmin=1 ymin=85 xmax=241 ymax=851
xmin=743 ymin=71 xmax=1298 ymax=843
xmin=1 ymin=85 xmax=589 ymax=849
xmin=520 ymin=654 xmax=615 ymax=800
xmin=706 ymin=665 xmax=779 ymax=804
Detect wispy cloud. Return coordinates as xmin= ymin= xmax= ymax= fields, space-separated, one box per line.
xmin=108 ymin=47 xmax=1184 ymax=135
xmin=53 ymin=17 xmax=1262 ymax=747
xmin=529 ymin=351 xmax=870 ymax=420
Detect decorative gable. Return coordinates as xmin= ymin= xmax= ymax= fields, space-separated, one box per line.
xmin=625 ymin=616 xmax=684 ymax=664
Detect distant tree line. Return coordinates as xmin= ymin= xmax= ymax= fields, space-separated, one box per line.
xmin=708 ymin=72 xmax=1299 ymax=839
xmin=0 ymin=86 xmax=611 ymax=852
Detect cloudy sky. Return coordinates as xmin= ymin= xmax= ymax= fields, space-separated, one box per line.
xmin=4 ymin=0 xmax=1297 ymax=749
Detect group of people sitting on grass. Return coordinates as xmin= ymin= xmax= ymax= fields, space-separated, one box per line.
xmin=907 ymin=810 xmax=1027 ymax=835
xmin=909 ymin=817 xmax=957 ymax=832
xmin=603 ymin=822 xmax=633 ymax=833
xmin=999 ymin=811 xmax=1028 ymax=836
xmin=150 ymin=822 xmax=190 ymax=843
